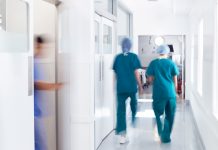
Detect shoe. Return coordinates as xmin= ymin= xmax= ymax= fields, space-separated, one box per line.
xmin=153 ymin=127 xmax=161 ymax=142
xmin=131 ymin=117 xmax=137 ymax=128
xmin=119 ymin=135 xmax=129 ymax=144
xmin=161 ymin=136 xmax=171 ymax=143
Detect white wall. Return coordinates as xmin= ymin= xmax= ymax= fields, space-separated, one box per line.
xmin=33 ymin=1 xmax=57 ymax=150
xmin=57 ymin=0 xmax=95 ymax=150
xmin=0 ymin=0 xmax=34 ymax=150
xmin=186 ymin=0 xmax=218 ymax=149
xmin=133 ymin=12 xmax=188 ymax=53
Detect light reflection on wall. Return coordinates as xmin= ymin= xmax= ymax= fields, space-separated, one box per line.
xmin=95 ymin=108 xmax=111 ymax=118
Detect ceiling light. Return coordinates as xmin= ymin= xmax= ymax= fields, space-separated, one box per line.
xmin=155 ymin=36 xmax=165 ymax=46
xmin=148 ymin=0 xmax=158 ymax=2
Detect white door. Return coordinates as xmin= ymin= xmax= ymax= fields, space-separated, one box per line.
xmin=94 ymin=14 xmax=114 ymax=149
xmin=101 ymin=17 xmax=114 ymax=140
xmin=94 ymin=14 xmax=103 ymax=149
xmin=0 ymin=0 xmax=34 ymax=150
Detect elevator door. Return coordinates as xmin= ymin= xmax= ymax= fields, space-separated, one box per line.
xmin=94 ymin=14 xmax=115 ymax=149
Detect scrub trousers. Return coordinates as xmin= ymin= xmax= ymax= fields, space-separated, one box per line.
xmin=153 ymin=98 xmax=176 ymax=143
xmin=116 ymin=92 xmax=137 ymax=135
xmin=35 ymin=117 xmax=47 ymax=150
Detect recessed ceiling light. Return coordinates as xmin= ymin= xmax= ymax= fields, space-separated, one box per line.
xmin=148 ymin=0 xmax=158 ymax=2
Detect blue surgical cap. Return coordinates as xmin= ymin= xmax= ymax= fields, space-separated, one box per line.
xmin=121 ymin=38 xmax=132 ymax=53
xmin=157 ymin=45 xmax=170 ymax=54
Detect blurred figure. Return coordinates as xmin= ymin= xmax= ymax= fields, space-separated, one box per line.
xmin=34 ymin=35 xmax=62 ymax=150
xmin=146 ymin=45 xmax=179 ymax=143
xmin=113 ymin=37 xmax=143 ymax=144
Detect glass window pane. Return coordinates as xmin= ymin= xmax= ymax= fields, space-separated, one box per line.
xmin=117 ymin=7 xmax=131 ymax=53
xmin=95 ymin=21 xmax=100 ymax=54
xmin=58 ymin=10 xmax=71 ymax=53
xmin=191 ymin=34 xmax=195 ymax=84
xmin=0 ymin=0 xmax=6 ymax=30
xmin=103 ymin=25 xmax=112 ymax=54
xmin=197 ymin=19 xmax=204 ymax=95
xmin=117 ymin=8 xmax=130 ymax=37
xmin=0 ymin=0 xmax=28 ymax=53
xmin=95 ymin=0 xmax=113 ymax=14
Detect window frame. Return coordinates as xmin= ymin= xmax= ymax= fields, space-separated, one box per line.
xmin=191 ymin=34 xmax=195 ymax=85
xmin=213 ymin=2 xmax=218 ymax=119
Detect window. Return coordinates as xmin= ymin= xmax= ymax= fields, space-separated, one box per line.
xmin=103 ymin=24 xmax=112 ymax=54
xmin=117 ymin=7 xmax=131 ymax=38
xmin=197 ymin=19 xmax=204 ymax=96
xmin=95 ymin=21 xmax=100 ymax=54
xmin=213 ymin=4 xmax=218 ymax=118
xmin=0 ymin=0 xmax=29 ymax=52
xmin=191 ymin=34 xmax=195 ymax=84
xmin=0 ymin=14 xmax=2 ymax=30
xmin=117 ymin=6 xmax=132 ymax=53
xmin=95 ymin=0 xmax=114 ymax=15
xmin=0 ymin=0 xmax=5 ymax=30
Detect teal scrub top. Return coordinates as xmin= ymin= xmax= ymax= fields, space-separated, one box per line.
xmin=146 ymin=58 xmax=179 ymax=100
xmin=113 ymin=52 xmax=141 ymax=94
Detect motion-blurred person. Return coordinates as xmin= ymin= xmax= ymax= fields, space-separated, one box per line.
xmin=113 ymin=37 xmax=143 ymax=144
xmin=34 ymin=36 xmax=62 ymax=150
xmin=146 ymin=45 xmax=179 ymax=143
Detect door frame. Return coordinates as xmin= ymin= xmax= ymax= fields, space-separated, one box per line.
xmin=94 ymin=13 xmax=115 ymax=149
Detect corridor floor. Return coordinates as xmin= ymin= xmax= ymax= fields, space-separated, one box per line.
xmin=98 ymin=94 xmax=205 ymax=150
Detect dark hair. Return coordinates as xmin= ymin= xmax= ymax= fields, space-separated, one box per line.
xmin=35 ymin=36 xmax=45 ymax=44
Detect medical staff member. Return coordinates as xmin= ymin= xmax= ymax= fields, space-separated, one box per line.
xmin=113 ymin=38 xmax=143 ymax=144
xmin=146 ymin=45 xmax=179 ymax=143
xmin=34 ymin=36 xmax=62 ymax=150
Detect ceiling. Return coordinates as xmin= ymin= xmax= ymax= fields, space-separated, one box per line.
xmin=43 ymin=0 xmax=194 ymax=16
xmin=172 ymin=0 xmax=195 ymax=15
xmin=123 ymin=0 xmax=194 ymax=16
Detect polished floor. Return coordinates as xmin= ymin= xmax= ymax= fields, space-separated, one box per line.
xmin=98 ymin=91 xmax=205 ymax=150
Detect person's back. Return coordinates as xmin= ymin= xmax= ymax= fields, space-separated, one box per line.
xmin=148 ymin=58 xmax=178 ymax=100
xmin=113 ymin=52 xmax=140 ymax=94
xmin=113 ymin=38 xmax=143 ymax=144
xmin=146 ymin=45 xmax=179 ymax=143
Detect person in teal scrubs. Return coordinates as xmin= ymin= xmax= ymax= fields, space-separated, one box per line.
xmin=113 ymin=38 xmax=143 ymax=144
xmin=146 ymin=45 xmax=179 ymax=143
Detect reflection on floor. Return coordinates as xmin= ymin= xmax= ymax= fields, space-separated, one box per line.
xmin=98 ymin=90 xmax=205 ymax=150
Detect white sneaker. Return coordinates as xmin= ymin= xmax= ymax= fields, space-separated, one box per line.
xmin=119 ymin=135 xmax=129 ymax=144
xmin=153 ymin=127 xmax=161 ymax=142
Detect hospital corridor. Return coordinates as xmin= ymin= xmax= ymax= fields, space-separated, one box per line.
xmin=0 ymin=0 xmax=218 ymax=150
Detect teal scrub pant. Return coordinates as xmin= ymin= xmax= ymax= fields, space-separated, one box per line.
xmin=153 ymin=98 xmax=176 ymax=143
xmin=116 ymin=93 xmax=137 ymax=135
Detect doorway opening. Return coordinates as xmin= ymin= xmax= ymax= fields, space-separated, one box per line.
xmin=138 ymin=35 xmax=186 ymax=100
xmin=33 ymin=1 xmax=59 ymax=150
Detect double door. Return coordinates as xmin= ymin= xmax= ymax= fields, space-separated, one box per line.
xmin=94 ymin=14 xmax=115 ymax=149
